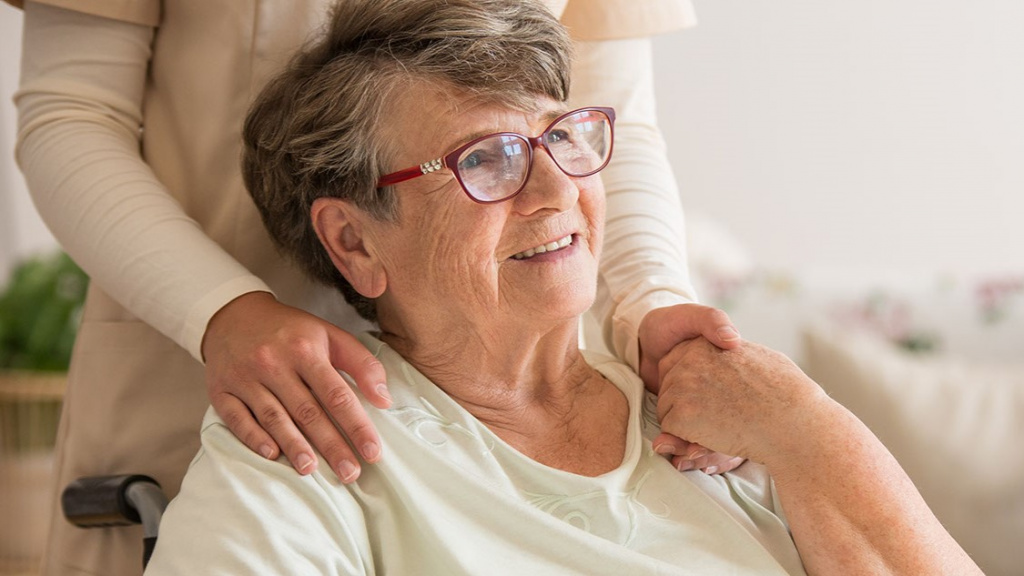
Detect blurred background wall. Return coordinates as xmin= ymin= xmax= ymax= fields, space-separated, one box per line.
xmin=651 ymin=0 xmax=1024 ymax=277
xmin=2 ymin=4 xmax=57 ymax=285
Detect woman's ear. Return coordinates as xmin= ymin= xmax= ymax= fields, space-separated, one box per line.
xmin=311 ymin=198 xmax=387 ymax=298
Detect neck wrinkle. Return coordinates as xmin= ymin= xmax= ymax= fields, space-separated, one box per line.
xmin=378 ymin=314 xmax=592 ymax=422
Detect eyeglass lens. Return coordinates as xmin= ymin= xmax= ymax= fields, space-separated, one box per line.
xmin=455 ymin=109 xmax=612 ymax=202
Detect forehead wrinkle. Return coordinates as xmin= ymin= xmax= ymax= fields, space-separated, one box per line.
xmin=383 ymin=82 xmax=571 ymax=192
xmin=435 ymin=101 xmax=569 ymax=157
xmin=380 ymin=81 xmax=462 ymax=169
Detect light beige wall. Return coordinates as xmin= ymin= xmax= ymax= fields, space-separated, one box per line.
xmin=1 ymin=4 xmax=57 ymax=285
xmin=653 ymin=0 xmax=1024 ymax=275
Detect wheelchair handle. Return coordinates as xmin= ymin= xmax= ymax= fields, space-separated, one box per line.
xmin=62 ymin=474 xmax=169 ymax=568
xmin=62 ymin=474 xmax=165 ymax=527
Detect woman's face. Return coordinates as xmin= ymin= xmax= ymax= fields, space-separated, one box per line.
xmin=368 ymin=88 xmax=606 ymax=335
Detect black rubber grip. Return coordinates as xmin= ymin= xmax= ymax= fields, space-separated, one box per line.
xmin=61 ymin=474 xmax=161 ymax=528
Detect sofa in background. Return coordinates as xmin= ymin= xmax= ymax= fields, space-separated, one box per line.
xmin=687 ymin=214 xmax=1023 ymax=574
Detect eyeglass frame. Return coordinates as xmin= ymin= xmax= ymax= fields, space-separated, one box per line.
xmin=375 ymin=106 xmax=616 ymax=204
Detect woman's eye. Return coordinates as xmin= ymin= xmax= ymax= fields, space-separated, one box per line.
xmin=459 ymin=152 xmax=485 ymax=170
xmin=546 ymin=129 xmax=572 ymax=144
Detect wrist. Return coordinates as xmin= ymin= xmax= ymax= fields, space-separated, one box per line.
xmin=614 ymin=287 xmax=696 ymax=371
xmin=201 ymin=290 xmax=276 ymax=361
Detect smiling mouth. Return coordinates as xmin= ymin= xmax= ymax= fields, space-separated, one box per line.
xmin=510 ymin=234 xmax=574 ymax=260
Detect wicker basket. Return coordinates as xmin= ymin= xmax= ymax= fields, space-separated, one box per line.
xmin=0 ymin=371 xmax=65 ymax=454
xmin=0 ymin=371 xmax=66 ymax=575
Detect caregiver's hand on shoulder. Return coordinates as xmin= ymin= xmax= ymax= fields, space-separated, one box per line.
xmin=655 ymin=337 xmax=833 ymax=466
xmin=639 ymin=303 xmax=745 ymax=475
xmin=202 ymin=291 xmax=390 ymax=483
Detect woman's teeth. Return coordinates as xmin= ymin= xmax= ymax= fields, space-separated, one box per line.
xmin=511 ymin=235 xmax=573 ymax=260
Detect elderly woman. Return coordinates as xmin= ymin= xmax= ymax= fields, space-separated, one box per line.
xmin=144 ymin=0 xmax=979 ymax=574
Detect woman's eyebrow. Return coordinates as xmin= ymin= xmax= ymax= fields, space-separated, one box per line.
xmin=540 ymin=108 xmax=567 ymax=125
xmin=440 ymin=108 xmax=570 ymax=153
xmin=441 ymin=130 xmax=490 ymax=152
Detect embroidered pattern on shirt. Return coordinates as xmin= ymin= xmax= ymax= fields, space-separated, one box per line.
xmin=390 ymin=362 xmax=495 ymax=455
xmin=522 ymin=470 xmax=670 ymax=546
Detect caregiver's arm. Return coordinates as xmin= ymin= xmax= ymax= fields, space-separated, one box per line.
xmin=571 ymin=37 xmax=703 ymax=368
xmin=570 ymin=38 xmax=741 ymax=372
xmin=571 ymin=38 xmax=743 ymax=472
xmin=656 ymin=339 xmax=982 ymax=576
xmin=15 ymin=1 xmax=387 ymax=480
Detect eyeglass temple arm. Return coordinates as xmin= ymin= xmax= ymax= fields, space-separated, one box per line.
xmin=377 ymin=158 xmax=445 ymax=188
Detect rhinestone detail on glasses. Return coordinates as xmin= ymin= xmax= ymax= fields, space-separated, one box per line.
xmin=420 ymin=159 xmax=443 ymax=175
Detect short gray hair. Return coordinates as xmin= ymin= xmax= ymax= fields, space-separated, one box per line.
xmin=242 ymin=0 xmax=574 ymax=322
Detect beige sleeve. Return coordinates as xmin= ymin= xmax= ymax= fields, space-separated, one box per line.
xmin=561 ymin=0 xmax=696 ymax=41
xmin=11 ymin=0 xmax=159 ymax=26
xmin=15 ymin=2 xmax=271 ymax=362
xmin=571 ymin=37 xmax=698 ymax=371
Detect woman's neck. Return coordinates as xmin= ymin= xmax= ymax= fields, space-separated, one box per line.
xmin=378 ymin=314 xmax=628 ymax=476
xmin=380 ymin=313 xmax=585 ymax=409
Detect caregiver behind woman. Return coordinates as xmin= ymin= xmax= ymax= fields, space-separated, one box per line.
xmin=145 ymin=0 xmax=981 ymax=574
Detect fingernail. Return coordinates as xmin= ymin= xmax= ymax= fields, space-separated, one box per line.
xmin=687 ymin=449 xmax=708 ymax=461
xmin=362 ymin=441 xmax=380 ymax=461
xmin=337 ymin=460 xmax=359 ymax=483
xmin=676 ymin=460 xmax=694 ymax=472
xmin=703 ymin=466 xmax=719 ymax=475
xmin=653 ymin=444 xmax=674 ymax=456
xmin=718 ymin=326 xmax=741 ymax=341
xmin=295 ymin=453 xmax=315 ymax=474
xmin=259 ymin=444 xmax=275 ymax=459
xmin=376 ymin=384 xmax=392 ymax=403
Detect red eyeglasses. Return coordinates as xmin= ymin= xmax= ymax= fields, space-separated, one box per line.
xmin=377 ymin=107 xmax=615 ymax=204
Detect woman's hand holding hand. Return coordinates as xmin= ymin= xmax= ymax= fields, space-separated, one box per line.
xmin=655 ymin=337 xmax=985 ymax=576
xmin=654 ymin=337 xmax=834 ymax=467
xmin=638 ymin=304 xmax=743 ymax=393
xmin=202 ymin=291 xmax=390 ymax=483
xmin=638 ymin=303 xmax=745 ymax=474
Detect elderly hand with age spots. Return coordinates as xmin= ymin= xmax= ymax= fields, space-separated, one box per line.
xmin=651 ymin=336 xmax=828 ymax=465
xmin=649 ymin=336 xmax=984 ymax=575
xmin=638 ymin=303 xmax=747 ymax=474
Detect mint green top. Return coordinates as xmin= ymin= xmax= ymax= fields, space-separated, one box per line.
xmin=146 ymin=333 xmax=806 ymax=575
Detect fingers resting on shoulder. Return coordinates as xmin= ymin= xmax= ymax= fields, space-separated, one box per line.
xmin=202 ymin=291 xmax=390 ymax=483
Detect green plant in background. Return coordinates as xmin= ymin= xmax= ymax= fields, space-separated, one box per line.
xmin=0 ymin=251 xmax=88 ymax=371
xmin=0 ymin=251 xmax=88 ymax=454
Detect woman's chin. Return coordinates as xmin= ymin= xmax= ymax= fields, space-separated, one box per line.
xmin=505 ymin=277 xmax=598 ymax=326
xmin=500 ymin=244 xmax=598 ymax=318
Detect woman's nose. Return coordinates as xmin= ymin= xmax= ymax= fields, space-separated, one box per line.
xmin=513 ymin=147 xmax=580 ymax=215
